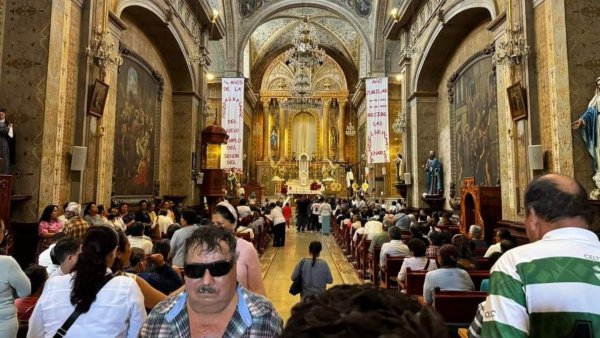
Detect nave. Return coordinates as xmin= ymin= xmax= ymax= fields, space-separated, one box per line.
xmin=261 ymin=229 xmax=361 ymax=322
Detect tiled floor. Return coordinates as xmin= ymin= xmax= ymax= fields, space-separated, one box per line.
xmin=262 ymin=228 xmax=361 ymax=323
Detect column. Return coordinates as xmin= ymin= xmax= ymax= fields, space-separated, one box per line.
xmin=171 ymin=93 xmax=200 ymax=198
xmin=279 ymin=103 xmax=286 ymax=160
xmin=262 ymin=99 xmax=270 ymax=160
xmin=338 ymin=99 xmax=347 ymax=162
xmin=322 ymin=99 xmax=331 ymax=160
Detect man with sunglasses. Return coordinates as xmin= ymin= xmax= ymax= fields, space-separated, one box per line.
xmin=140 ymin=226 xmax=283 ymax=337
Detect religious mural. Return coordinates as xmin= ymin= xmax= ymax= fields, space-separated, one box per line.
xmin=451 ymin=57 xmax=499 ymax=187
xmin=113 ymin=56 xmax=159 ymax=196
xmin=239 ymin=0 xmax=263 ymax=18
xmin=349 ymin=0 xmax=372 ymax=17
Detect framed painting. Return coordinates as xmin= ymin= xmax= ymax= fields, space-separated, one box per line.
xmin=507 ymin=82 xmax=527 ymax=121
xmin=88 ymin=79 xmax=109 ymax=117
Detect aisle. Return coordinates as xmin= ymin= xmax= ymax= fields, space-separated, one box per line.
xmin=261 ymin=228 xmax=362 ymax=322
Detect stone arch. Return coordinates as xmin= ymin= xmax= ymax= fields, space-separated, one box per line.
xmin=117 ymin=0 xmax=195 ymax=92
xmin=236 ymin=0 xmax=373 ymax=74
xmin=413 ymin=0 xmax=496 ymax=93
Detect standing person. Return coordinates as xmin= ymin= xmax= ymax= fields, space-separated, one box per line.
xmin=140 ymin=226 xmax=283 ymax=337
xmin=268 ymin=202 xmax=287 ymax=247
xmin=310 ymin=199 xmax=321 ymax=232
xmin=212 ymin=202 xmax=266 ymax=296
xmin=282 ymin=202 xmax=292 ymax=229
xmin=0 ymin=220 xmax=31 ymax=338
xmin=37 ymin=204 xmax=62 ymax=253
xmin=290 ymin=241 xmax=333 ymax=300
xmin=482 ymin=174 xmax=600 ymax=337
xmin=28 ymin=226 xmax=146 ymax=337
xmin=296 ymin=197 xmax=308 ymax=232
xmin=319 ymin=198 xmax=333 ymax=235
xmin=0 ymin=108 xmax=14 ymax=174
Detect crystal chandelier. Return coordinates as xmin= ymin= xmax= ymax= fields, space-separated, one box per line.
xmin=284 ymin=18 xmax=326 ymax=69
xmin=492 ymin=28 xmax=529 ymax=66
xmin=280 ymin=97 xmax=322 ymax=112
xmin=345 ymin=121 xmax=356 ymax=136
xmin=290 ymin=67 xmax=312 ymax=97
xmin=86 ymin=27 xmax=122 ymax=78
xmin=392 ymin=111 xmax=406 ymax=134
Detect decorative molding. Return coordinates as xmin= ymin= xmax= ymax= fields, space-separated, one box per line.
xmin=119 ymin=42 xmax=165 ymax=101
xmin=447 ymin=43 xmax=495 ymax=104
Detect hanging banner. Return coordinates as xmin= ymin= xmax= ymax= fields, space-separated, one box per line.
xmin=366 ymin=77 xmax=390 ymax=164
xmin=221 ymin=78 xmax=245 ymax=169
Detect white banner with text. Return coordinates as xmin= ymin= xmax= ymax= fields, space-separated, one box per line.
xmin=220 ymin=78 xmax=245 ymax=169
xmin=366 ymin=77 xmax=390 ymax=164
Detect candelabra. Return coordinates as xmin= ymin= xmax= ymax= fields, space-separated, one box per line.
xmin=86 ymin=28 xmax=122 ymax=79
xmin=392 ymin=111 xmax=406 ymax=134
xmin=493 ymin=27 xmax=530 ymax=66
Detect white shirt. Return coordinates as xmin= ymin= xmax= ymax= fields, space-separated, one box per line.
xmin=156 ymin=215 xmax=173 ymax=235
xmin=268 ymin=206 xmax=286 ymax=225
xmin=237 ymin=205 xmax=252 ymax=219
xmin=128 ymin=235 xmax=153 ymax=255
xmin=484 ymin=242 xmax=501 ymax=258
xmin=28 ymin=273 xmax=146 ymax=338
xmin=397 ymin=256 xmax=438 ymax=283
xmin=379 ymin=240 xmax=410 ymax=268
xmin=38 ymin=244 xmax=55 ymax=267
xmin=353 ymin=227 xmax=366 ymax=242
xmin=364 ymin=220 xmax=383 ymax=240
xmin=319 ymin=203 xmax=332 ymax=217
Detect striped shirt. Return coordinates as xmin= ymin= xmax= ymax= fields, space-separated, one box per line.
xmin=140 ymin=285 xmax=282 ymax=337
xmin=482 ymin=227 xmax=600 ymax=338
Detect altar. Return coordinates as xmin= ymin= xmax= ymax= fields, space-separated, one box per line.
xmin=286 ymin=179 xmax=323 ymax=195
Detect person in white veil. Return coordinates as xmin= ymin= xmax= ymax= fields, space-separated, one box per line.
xmin=573 ymin=77 xmax=600 ymax=172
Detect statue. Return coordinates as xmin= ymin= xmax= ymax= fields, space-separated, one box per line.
xmin=573 ymin=77 xmax=600 ymax=173
xmin=270 ymin=128 xmax=278 ymax=151
xmin=330 ymin=127 xmax=338 ymax=148
xmin=395 ymin=154 xmax=405 ymax=183
xmin=422 ymin=150 xmax=443 ymax=196
xmin=236 ymin=183 xmax=245 ymax=197
xmin=0 ymin=108 xmax=14 ymax=174
xmin=227 ymin=171 xmax=238 ymax=195
xmin=291 ymin=152 xmax=296 ymax=161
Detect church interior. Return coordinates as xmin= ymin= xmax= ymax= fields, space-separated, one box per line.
xmin=1 ymin=0 xmax=600 ymax=336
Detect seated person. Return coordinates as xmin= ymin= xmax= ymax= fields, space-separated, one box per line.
xmin=128 ymin=221 xmax=153 ymax=254
xmin=423 ymin=244 xmax=474 ymax=304
xmin=379 ymin=226 xmax=410 ymax=271
xmin=468 ymin=225 xmax=487 ymax=250
xmin=235 ymin=217 xmax=255 ymax=240
xmin=452 ymin=233 xmax=478 ymax=270
xmin=37 ymin=232 xmax=67 ymax=268
xmin=166 ymin=223 xmax=181 ymax=241
xmin=368 ymin=221 xmax=391 ymax=255
xmin=398 ymin=239 xmax=438 ymax=290
xmin=283 ymin=284 xmax=447 ymax=337
xmin=484 ymin=228 xmax=514 ymax=257
xmin=156 ymin=209 xmax=174 ymax=237
xmin=16 ymin=264 xmax=48 ymax=322
xmin=127 ymin=246 xmax=183 ymax=295
xmin=47 ymin=236 xmax=81 ymax=277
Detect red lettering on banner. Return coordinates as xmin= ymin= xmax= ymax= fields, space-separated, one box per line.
xmin=227 ymin=160 xmax=235 ymax=165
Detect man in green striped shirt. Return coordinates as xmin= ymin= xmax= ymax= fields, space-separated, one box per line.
xmin=482 ymin=174 xmax=600 ymax=338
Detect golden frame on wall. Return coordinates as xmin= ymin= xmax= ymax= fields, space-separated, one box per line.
xmin=88 ymin=79 xmax=109 ymax=118
xmin=507 ymin=82 xmax=527 ymax=121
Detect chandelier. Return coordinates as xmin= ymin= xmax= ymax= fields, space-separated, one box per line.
xmin=290 ymin=67 xmax=312 ymax=97
xmin=280 ymin=97 xmax=323 ymax=112
xmin=392 ymin=111 xmax=406 ymax=134
xmin=492 ymin=28 xmax=529 ymax=66
xmin=345 ymin=121 xmax=356 ymax=136
xmin=86 ymin=28 xmax=122 ymax=78
xmin=284 ymin=18 xmax=326 ymax=69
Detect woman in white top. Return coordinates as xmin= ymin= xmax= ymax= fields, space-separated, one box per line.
xmin=398 ymin=238 xmax=437 ymax=290
xmin=28 ymin=225 xmax=146 ymax=338
xmin=0 ymin=219 xmax=31 ymax=338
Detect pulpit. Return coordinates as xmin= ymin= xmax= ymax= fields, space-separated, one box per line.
xmin=199 ymin=124 xmax=228 ymax=214
xmin=460 ymin=177 xmax=501 ymax=244
xmin=0 ymin=174 xmax=11 ymax=226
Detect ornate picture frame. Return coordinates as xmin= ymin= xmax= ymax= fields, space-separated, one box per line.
xmin=88 ymin=79 xmax=109 ymax=118
xmin=507 ymin=82 xmax=527 ymax=121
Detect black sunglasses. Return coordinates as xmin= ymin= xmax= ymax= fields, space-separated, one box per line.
xmin=184 ymin=259 xmax=234 ymax=278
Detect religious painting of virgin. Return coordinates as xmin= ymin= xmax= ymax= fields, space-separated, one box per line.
xmin=239 ymin=0 xmax=263 ymax=18
xmin=113 ymin=56 xmax=159 ymax=197
xmin=451 ymin=56 xmax=499 ymax=187
xmin=89 ymin=79 xmax=109 ymax=117
xmin=507 ymin=82 xmax=527 ymax=121
xmin=349 ymin=0 xmax=372 ymax=17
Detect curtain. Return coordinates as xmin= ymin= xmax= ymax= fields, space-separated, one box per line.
xmin=292 ymin=112 xmax=317 ymax=156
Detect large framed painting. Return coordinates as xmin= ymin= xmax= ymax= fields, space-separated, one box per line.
xmin=113 ymin=51 xmax=162 ymax=200
xmin=450 ymin=54 xmax=500 ymax=187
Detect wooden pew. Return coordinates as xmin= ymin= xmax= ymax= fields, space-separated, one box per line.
xmin=368 ymin=246 xmax=382 ymax=285
xmin=351 ymin=233 xmax=363 ymax=264
xmin=404 ymin=267 xmax=428 ymax=296
xmin=382 ymin=255 xmax=404 ymax=289
xmin=358 ymin=239 xmax=372 ymax=278
xmin=475 ymin=257 xmax=491 ymax=271
xmin=468 ymin=270 xmax=490 ymax=291
xmin=432 ymin=287 xmax=487 ymax=325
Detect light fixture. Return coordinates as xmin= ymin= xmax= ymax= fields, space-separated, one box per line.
xmin=86 ymin=26 xmax=122 ymax=79
xmin=392 ymin=111 xmax=406 ymax=134
xmin=391 ymin=8 xmax=400 ymax=22
xmin=290 ymin=66 xmax=313 ymax=97
xmin=493 ymin=0 xmax=529 ymax=66
xmin=284 ymin=17 xmax=326 ymax=69
xmin=280 ymin=97 xmax=323 ymax=112
xmin=345 ymin=121 xmax=356 ymax=136
xmin=211 ymin=10 xmax=219 ymax=23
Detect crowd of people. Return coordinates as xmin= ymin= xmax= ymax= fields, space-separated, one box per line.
xmin=0 ymin=173 xmax=599 ymax=337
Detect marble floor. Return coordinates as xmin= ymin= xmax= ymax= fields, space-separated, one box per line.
xmin=261 ymin=228 xmax=362 ymax=322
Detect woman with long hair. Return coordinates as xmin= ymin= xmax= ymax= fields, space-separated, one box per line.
xmin=38 ymin=204 xmax=62 ymax=253
xmin=212 ymin=202 xmax=266 ymax=296
xmin=290 ymin=241 xmax=333 ymax=300
xmin=28 ymin=226 xmax=146 ymax=337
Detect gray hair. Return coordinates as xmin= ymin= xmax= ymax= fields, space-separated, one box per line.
xmin=65 ymin=202 xmax=81 ymax=216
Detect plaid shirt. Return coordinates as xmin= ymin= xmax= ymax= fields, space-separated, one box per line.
xmin=63 ymin=216 xmax=89 ymax=239
xmin=425 ymin=245 xmax=439 ymax=260
xmin=140 ymin=285 xmax=283 ymax=338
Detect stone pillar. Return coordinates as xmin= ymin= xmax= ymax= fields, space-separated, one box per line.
xmin=338 ymin=99 xmax=347 ymax=162
xmin=171 ymin=93 xmax=200 ymax=199
xmin=262 ymin=99 xmax=270 ymax=160
xmin=322 ymin=99 xmax=330 ymax=160
xmin=279 ymin=104 xmax=286 ymax=160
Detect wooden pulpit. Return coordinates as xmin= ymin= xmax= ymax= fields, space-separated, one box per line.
xmin=0 ymin=174 xmax=12 ymax=225
xmin=460 ymin=177 xmax=502 ymax=244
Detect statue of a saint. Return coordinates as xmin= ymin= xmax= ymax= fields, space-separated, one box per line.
xmin=422 ymin=150 xmax=443 ymax=196
xmin=236 ymin=183 xmax=245 ymax=197
xmin=270 ymin=128 xmax=278 ymax=151
xmin=0 ymin=108 xmax=14 ymax=174
xmin=573 ymin=77 xmax=600 ymax=172
xmin=330 ymin=127 xmax=338 ymax=149
xmin=395 ymin=154 xmax=405 ymax=183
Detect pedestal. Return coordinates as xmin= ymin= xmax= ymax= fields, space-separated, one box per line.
xmin=420 ymin=195 xmax=445 ymax=212
xmin=394 ymin=183 xmax=408 ymax=199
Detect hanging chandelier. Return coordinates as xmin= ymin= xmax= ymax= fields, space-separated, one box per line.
xmin=280 ymin=97 xmax=323 ymax=112
xmin=285 ymin=17 xmax=326 ymax=69
xmin=290 ymin=67 xmax=313 ymax=97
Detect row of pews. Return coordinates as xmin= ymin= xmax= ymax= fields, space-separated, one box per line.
xmin=332 ymin=222 xmax=490 ymax=332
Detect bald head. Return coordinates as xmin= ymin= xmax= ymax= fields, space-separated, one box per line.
xmin=525 ymin=174 xmax=593 ymax=226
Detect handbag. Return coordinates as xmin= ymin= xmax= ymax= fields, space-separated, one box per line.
xmin=289 ymin=259 xmax=306 ymax=295
xmin=53 ymin=274 xmax=113 ymax=338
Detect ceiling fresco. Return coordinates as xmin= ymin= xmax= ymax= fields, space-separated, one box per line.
xmin=239 ymin=0 xmax=374 ymax=20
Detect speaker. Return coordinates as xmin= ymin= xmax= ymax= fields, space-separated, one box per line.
xmin=71 ymin=146 xmax=87 ymax=171
xmin=196 ymin=172 xmax=204 ymax=185
xmin=528 ymin=145 xmax=543 ymax=170
xmin=404 ymin=173 xmax=412 ymax=185
xmin=381 ymin=167 xmax=386 ymax=176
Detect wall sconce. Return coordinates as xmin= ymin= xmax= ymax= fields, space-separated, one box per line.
xmin=391 ymin=8 xmax=400 ymax=22
xmin=211 ymin=10 xmax=219 ymax=24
